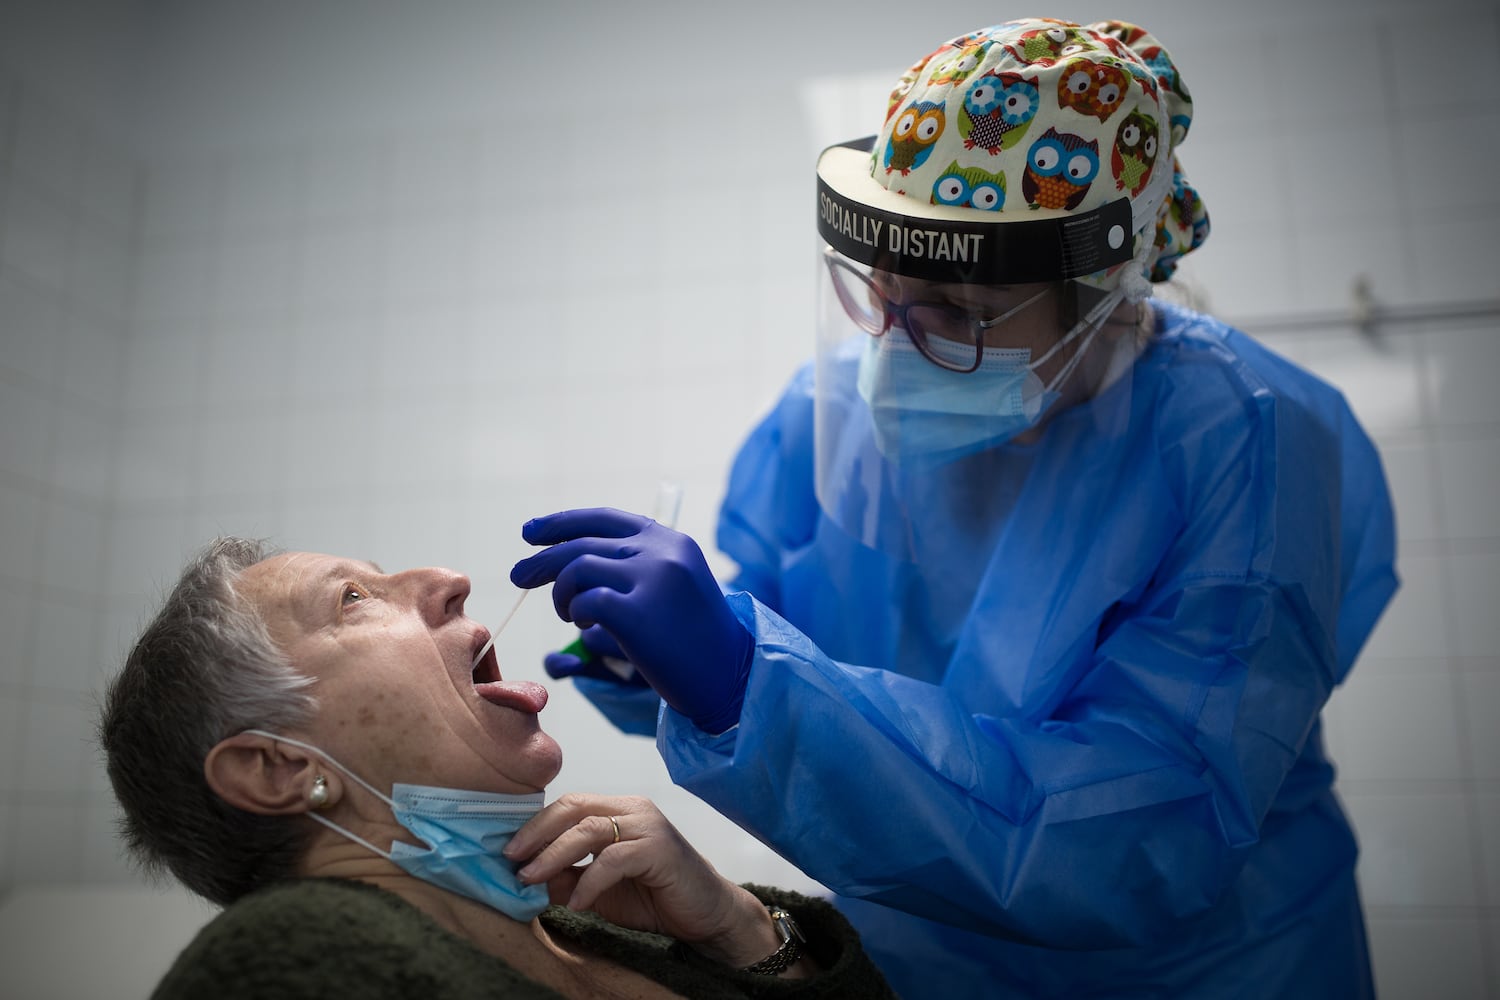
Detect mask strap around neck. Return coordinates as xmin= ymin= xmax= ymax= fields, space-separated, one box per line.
xmin=241 ymin=728 xmax=404 ymax=860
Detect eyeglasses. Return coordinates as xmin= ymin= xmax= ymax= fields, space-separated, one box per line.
xmin=823 ymin=249 xmax=1052 ymax=373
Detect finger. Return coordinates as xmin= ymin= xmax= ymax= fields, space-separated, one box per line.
xmin=511 ymin=536 xmax=634 ymax=590
xmin=505 ymin=793 xmax=633 ymax=861
xmin=577 ymin=624 xmax=624 ymax=659
xmin=520 ymin=508 xmax=651 ymax=546
xmin=515 ymin=813 xmax=623 ymax=886
xmin=540 ymin=866 xmax=583 ymax=905
xmin=545 ymin=650 xmax=643 ymax=685
xmin=542 ymin=652 xmax=588 ymax=679
xmin=565 ymin=838 xmax=659 ymax=912
xmin=566 ymin=587 xmax=636 ymax=638
xmin=550 ymin=554 xmax=641 ymax=623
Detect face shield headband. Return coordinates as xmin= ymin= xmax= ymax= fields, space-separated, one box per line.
xmin=817 ymin=136 xmax=1137 ymax=286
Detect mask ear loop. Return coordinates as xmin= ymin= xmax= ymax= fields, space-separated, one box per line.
xmin=1041 ymin=154 xmax=1172 ymax=394
xmin=975 ymin=284 xmax=1055 ymax=332
xmin=1029 ymin=282 xmax=1124 ymax=367
xmin=1035 ymin=286 xmax=1129 ymax=397
xmin=1118 ymin=237 xmax=1157 ymax=304
xmin=240 ymin=729 xmax=409 ymax=860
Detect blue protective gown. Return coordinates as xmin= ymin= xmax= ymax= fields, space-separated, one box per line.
xmin=579 ymin=302 xmax=1398 ymax=998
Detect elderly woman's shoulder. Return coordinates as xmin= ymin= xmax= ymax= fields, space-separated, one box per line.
xmin=150 ymin=878 xmax=541 ymax=999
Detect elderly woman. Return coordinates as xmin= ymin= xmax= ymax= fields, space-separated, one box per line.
xmin=100 ymin=537 xmax=892 ymax=999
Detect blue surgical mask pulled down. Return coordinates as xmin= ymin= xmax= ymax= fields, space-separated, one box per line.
xmin=857 ymin=287 xmax=1123 ymax=460
xmin=243 ymin=729 xmax=550 ymax=922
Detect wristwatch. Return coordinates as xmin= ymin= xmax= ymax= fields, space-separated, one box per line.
xmin=739 ymin=906 xmax=806 ymax=976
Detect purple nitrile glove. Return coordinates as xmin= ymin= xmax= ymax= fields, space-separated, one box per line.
xmin=543 ymin=625 xmax=647 ymax=686
xmin=511 ymin=507 xmax=753 ymax=734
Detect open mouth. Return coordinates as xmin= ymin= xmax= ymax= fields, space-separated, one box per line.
xmin=471 ymin=636 xmax=501 ymax=685
xmin=468 ymin=631 xmax=548 ymax=714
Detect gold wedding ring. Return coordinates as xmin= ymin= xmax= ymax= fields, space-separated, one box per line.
xmin=609 ymin=816 xmax=621 ymax=844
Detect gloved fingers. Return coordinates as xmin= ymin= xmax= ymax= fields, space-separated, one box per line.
xmin=542 ymin=651 xmax=589 ymax=679
xmin=543 ymin=652 xmax=645 ymax=686
xmin=511 ymin=535 xmax=637 ymax=589
xmin=550 ymin=552 xmax=642 ymax=623
xmin=545 ymin=625 xmax=641 ymax=685
xmin=566 ymin=586 xmax=635 ymax=638
xmin=578 ymin=624 xmax=625 ymax=659
xmin=520 ymin=507 xmax=652 ymax=546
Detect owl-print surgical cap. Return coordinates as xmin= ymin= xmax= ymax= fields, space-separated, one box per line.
xmin=815 ymin=18 xmax=1208 ymax=290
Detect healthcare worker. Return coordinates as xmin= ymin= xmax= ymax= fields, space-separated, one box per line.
xmin=511 ymin=18 xmax=1399 ymax=999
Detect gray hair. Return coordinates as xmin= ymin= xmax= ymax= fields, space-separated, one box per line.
xmin=99 ymin=536 xmax=319 ymax=906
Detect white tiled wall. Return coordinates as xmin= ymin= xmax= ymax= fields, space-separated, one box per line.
xmin=0 ymin=50 xmax=140 ymax=921
xmin=2 ymin=2 xmax=1498 ymax=997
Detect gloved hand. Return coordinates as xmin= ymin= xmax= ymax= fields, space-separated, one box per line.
xmin=510 ymin=508 xmax=754 ymax=734
xmin=544 ymin=625 xmax=648 ymax=687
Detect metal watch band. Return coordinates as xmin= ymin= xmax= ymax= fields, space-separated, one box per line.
xmin=739 ymin=906 xmax=805 ymax=976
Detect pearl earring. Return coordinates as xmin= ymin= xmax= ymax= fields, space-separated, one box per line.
xmin=308 ymin=775 xmax=329 ymax=809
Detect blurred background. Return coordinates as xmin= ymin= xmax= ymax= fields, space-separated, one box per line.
xmin=0 ymin=0 xmax=1496 ymax=996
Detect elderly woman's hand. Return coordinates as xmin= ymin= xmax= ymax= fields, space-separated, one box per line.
xmin=504 ymin=793 xmax=796 ymax=973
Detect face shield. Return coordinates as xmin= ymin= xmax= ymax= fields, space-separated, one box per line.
xmin=813 ymin=139 xmax=1148 ymax=558
xmin=805 ymin=18 xmax=1208 ymax=560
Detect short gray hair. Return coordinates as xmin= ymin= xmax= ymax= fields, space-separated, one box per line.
xmin=99 ymin=537 xmax=319 ymax=906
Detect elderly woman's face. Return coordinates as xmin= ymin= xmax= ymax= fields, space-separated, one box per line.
xmin=236 ymin=552 xmax=562 ymax=794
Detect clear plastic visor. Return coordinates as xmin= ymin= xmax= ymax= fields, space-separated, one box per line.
xmin=813 ymin=243 xmax=1140 ymax=558
xmin=822 ymin=247 xmax=1058 ymax=372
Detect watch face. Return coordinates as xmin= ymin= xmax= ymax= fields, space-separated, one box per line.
xmin=772 ymin=907 xmax=805 ymax=944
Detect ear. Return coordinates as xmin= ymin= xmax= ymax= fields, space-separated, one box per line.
xmin=204 ymin=732 xmax=338 ymax=815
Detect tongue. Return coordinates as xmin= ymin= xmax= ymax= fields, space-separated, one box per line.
xmin=474 ymin=680 xmax=548 ymax=714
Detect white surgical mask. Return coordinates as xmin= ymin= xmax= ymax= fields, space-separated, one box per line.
xmin=245 ymin=730 xmax=550 ymax=922
xmin=857 ymin=286 xmax=1123 ymax=460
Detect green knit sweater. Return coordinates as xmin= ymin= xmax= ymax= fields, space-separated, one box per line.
xmin=151 ymin=878 xmax=895 ymax=999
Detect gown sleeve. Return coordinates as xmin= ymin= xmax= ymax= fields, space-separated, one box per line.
xmin=660 ymin=340 xmax=1398 ymax=950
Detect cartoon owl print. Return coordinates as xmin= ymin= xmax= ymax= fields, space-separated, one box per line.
xmin=951 ymin=25 xmax=1007 ymax=47
xmin=1139 ymin=45 xmax=1188 ymax=102
xmin=1008 ymin=24 xmax=1097 ymax=66
xmin=960 ymin=71 xmax=1040 ymax=155
xmin=1120 ymin=60 xmax=1160 ymax=102
xmin=1100 ymin=22 xmax=1151 ymax=48
xmin=932 ymin=160 xmax=1005 ymax=211
xmin=1057 ymin=58 xmax=1130 ymax=122
xmin=1169 ymin=172 xmax=1209 ymax=245
xmin=1110 ymin=109 xmax=1158 ymax=195
xmin=927 ymin=42 xmax=992 ymax=86
xmin=1095 ymin=32 xmax=1136 ymax=61
xmin=884 ymin=102 xmax=946 ymax=175
xmin=886 ymin=52 xmax=931 ymax=123
xmin=1023 ymin=128 xmax=1099 ymax=210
